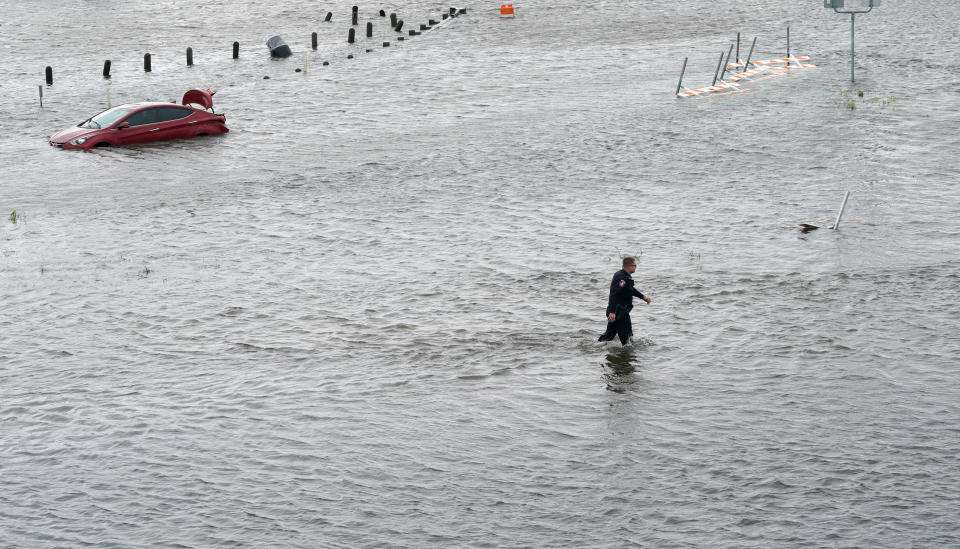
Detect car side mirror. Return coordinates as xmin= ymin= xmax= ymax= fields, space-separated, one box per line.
xmin=115 ymin=121 xmax=131 ymax=130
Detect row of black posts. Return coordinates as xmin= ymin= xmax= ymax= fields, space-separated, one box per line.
xmin=42 ymin=7 xmax=467 ymax=84
xmin=348 ymin=7 xmax=465 ymax=43
xmin=43 ymin=44 xmax=236 ymax=83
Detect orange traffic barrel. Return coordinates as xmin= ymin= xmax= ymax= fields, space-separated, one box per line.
xmin=500 ymin=3 xmax=515 ymax=17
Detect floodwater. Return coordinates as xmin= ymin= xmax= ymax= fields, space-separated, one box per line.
xmin=2 ymin=0 xmax=959 ymax=546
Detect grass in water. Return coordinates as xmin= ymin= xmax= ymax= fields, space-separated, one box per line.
xmin=610 ymin=249 xmax=643 ymax=263
xmin=875 ymin=95 xmax=901 ymax=108
xmin=838 ymin=89 xmax=903 ymax=110
xmin=838 ymin=90 xmax=857 ymax=110
xmin=9 ymin=209 xmax=21 ymax=223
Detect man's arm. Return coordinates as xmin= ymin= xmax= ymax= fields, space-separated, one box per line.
xmin=632 ymin=287 xmax=652 ymax=304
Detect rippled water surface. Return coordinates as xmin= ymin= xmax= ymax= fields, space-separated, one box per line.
xmin=2 ymin=0 xmax=960 ymax=547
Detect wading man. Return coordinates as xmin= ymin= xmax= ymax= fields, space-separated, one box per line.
xmin=598 ymin=257 xmax=651 ymax=345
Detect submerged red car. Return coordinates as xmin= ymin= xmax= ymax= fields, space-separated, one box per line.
xmin=49 ymin=88 xmax=228 ymax=149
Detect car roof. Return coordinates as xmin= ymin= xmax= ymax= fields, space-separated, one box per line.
xmin=115 ymin=102 xmax=194 ymax=110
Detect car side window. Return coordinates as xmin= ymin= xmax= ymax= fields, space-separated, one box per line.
xmin=156 ymin=107 xmax=193 ymax=123
xmin=123 ymin=108 xmax=159 ymax=127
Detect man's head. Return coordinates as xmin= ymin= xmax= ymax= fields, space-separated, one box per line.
xmin=622 ymin=257 xmax=637 ymax=274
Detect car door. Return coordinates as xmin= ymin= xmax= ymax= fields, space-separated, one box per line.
xmin=113 ymin=108 xmax=161 ymax=145
xmin=152 ymin=106 xmax=198 ymax=141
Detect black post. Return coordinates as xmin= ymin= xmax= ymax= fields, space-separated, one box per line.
xmin=312 ymin=32 xmax=318 ymax=49
xmin=233 ymin=41 xmax=239 ymax=58
xmin=144 ymin=53 xmax=151 ymax=72
xmin=352 ymin=6 xmax=358 ymax=25
xmin=395 ymin=20 xmax=404 ymax=32
xmin=390 ymin=13 xmax=397 ymax=27
xmin=103 ymin=60 xmax=111 ymax=78
xmin=712 ymin=51 xmax=724 ymax=86
xmin=675 ymin=57 xmax=687 ymax=96
xmin=719 ymin=43 xmax=733 ymax=81
xmin=45 ymin=66 xmax=53 ymax=85
xmin=186 ymin=47 xmax=193 ymax=66
xmin=736 ymin=33 xmax=741 ymax=63
xmin=383 ymin=42 xmax=390 ymax=47
xmin=348 ymin=28 xmax=355 ymax=43
xmin=367 ymin=22 xmax=373 ymax=37
xmin=379 ymin=9 xmax=385 ymax=16
xmin=325 ymin=12 xmax=332 ymax=22
xmin=787 ymin=26 xmax=791 ymax=58
xmin=743 ymin=37 xmax=757 ymax=73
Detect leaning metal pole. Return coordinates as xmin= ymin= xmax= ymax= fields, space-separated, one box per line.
xmin=675 ymin=57 xmax=687 ymax=96
xmin=712 ymin=51 xmax=725 ymax=86
xmin=719 ymin=43 xmax=734 ymax=82
xmin=742 ymin=37 xmax=757 ymax=73
xmin=833 ymin=191 xmax=851 ymax=230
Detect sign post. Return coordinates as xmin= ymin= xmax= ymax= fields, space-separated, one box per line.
xmin=824 ymin=0 xmax=880 ymax=82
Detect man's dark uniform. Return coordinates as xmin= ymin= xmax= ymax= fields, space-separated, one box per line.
xmin=598 ymin=269 xmax=646 ymax=345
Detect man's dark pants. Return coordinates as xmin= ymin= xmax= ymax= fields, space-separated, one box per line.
xmin=598 ymin=313 xmax=632 ymax=345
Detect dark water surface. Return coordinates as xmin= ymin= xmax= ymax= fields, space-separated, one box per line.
xmin=2 ymin=0 xmax=959 ymax=547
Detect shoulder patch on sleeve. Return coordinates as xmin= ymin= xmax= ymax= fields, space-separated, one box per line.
xmin=618 ymin=279 xmax=626 ymax=287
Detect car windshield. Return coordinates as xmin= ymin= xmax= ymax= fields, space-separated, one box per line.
xmin=80 ymin=107 xmax=132 ymax=129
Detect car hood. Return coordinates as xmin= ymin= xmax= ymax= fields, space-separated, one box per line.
xmin=50 ymin=125 xmax=99 ymax=143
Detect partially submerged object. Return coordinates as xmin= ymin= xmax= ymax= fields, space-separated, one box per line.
xmin=49 ymin=88 xmax=228 ymax=149
xmin=266 ymin=35 xmax=292 ymax=58
xmin=677 ymin=56 xmax=816 ymax=98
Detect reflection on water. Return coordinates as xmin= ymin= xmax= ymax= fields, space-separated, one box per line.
xmin=602 ymin=343 xmax=641 ymax=393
